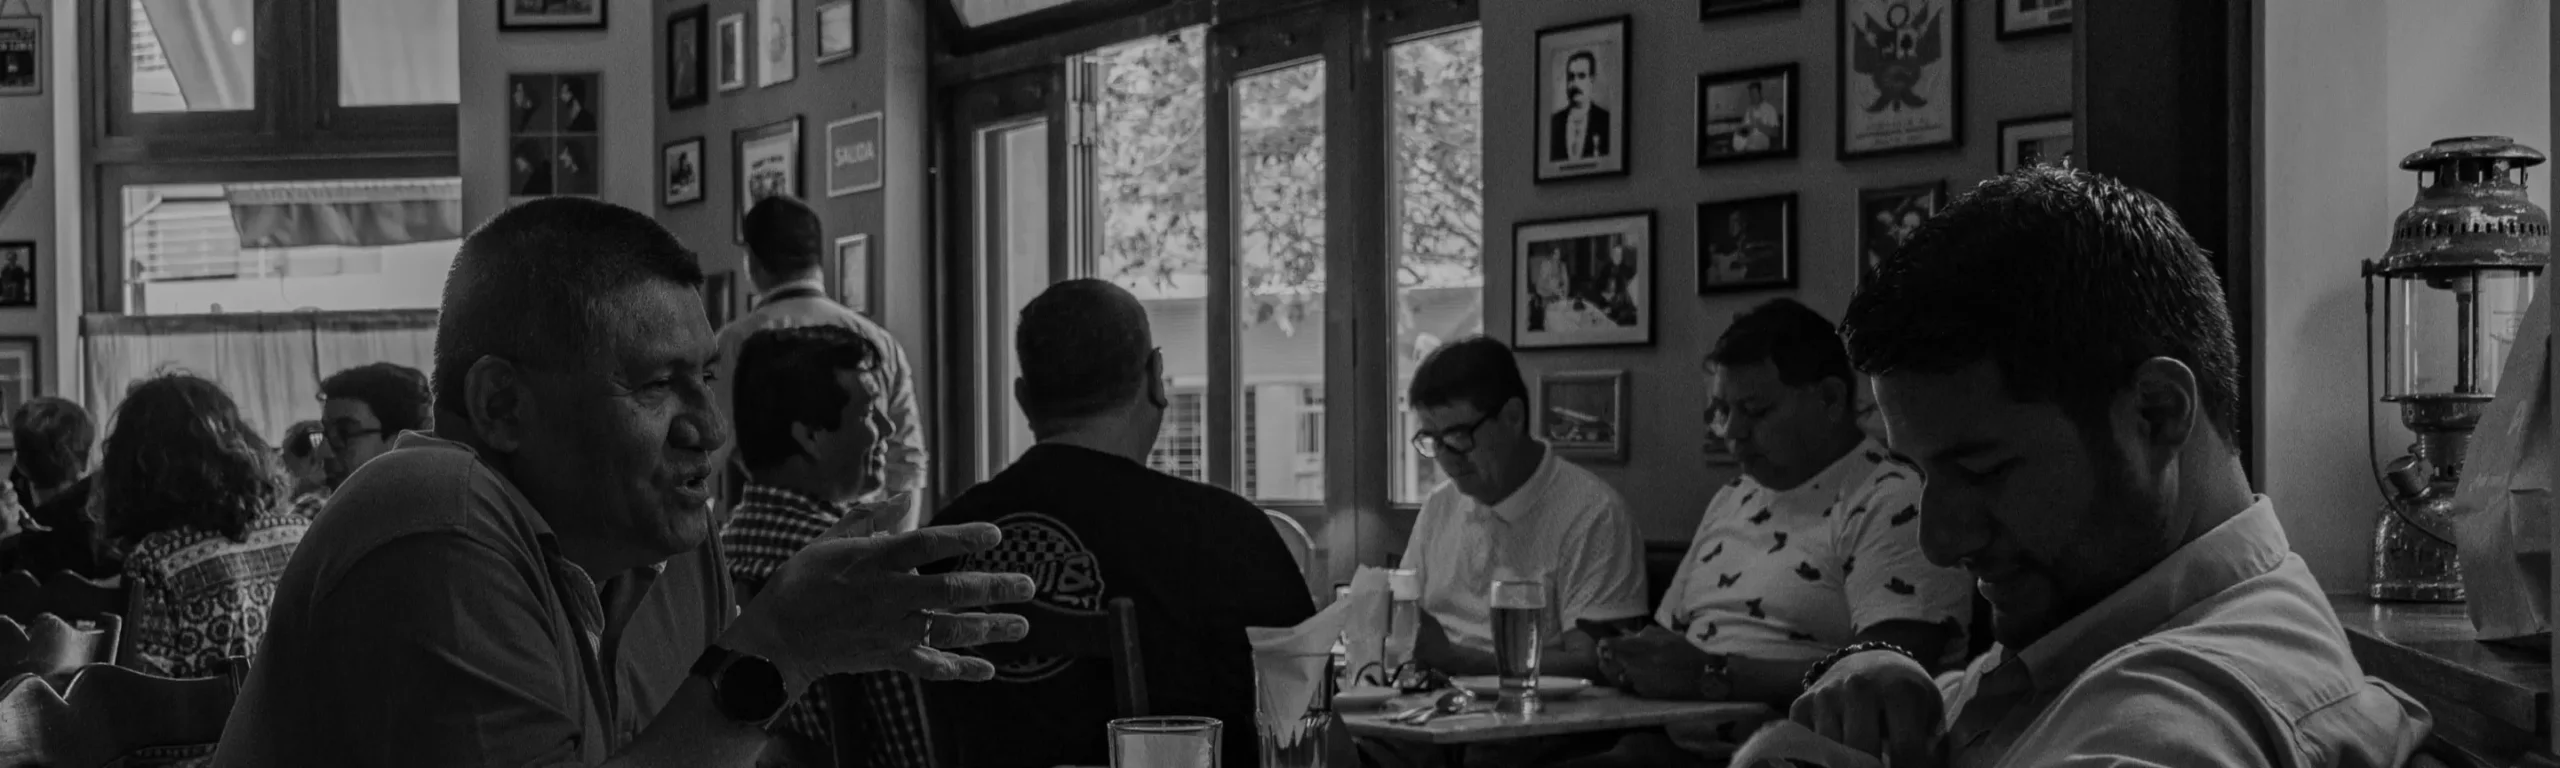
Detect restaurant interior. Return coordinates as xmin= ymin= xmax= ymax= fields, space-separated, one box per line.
xmin=0 ymin=0 xmax=2555 ymax=766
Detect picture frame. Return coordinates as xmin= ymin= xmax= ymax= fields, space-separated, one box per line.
xmin=498 ymin=0 xmax=605 ymax=31
xmin=826 ymin=112 xmax=884 ymax=197
xmin=1997 ymin=113 xmax=2075 ymax=174
xmin=666 ymin=6 xmax=709 ymax=110
xmin=703 ymin=273 xmax=737 ymax=328
xmin=1997 ymin=0 xmax=2073 ymax=40
xmin=757 ymin=0 xmax=797 ymax=88
xmin=1837 ymin=0 xmax=1962 ymax=160
xmin=663 ymin=137 xmax=706 ymax=208
xmin=1513 ymin=210 xmax=1654 ymax=349
xmin=1532 ymin=16 xmax=1630 ymax=184
xmin=1696 ymin=63 xmax=1797 ymax=165
xmin=1697 ymin=193 xmax=1798 ymax=294
xmin=1539 ymin=370 xmax=1631 ymax=463
xmin=734 ymin=116 xmax=804 ymax=244
xmin=715 ymin=13 xmax=748 ymax=92
xmin=0 ymin=153 xmax=32 ymax=225
xmin=815 ymin=0 xmax=857 ymax=64
xmin=0 ymin=336 xmax=37 ymax=447
xmin=1855 ymin=181 xmax=1946 ymax=290
xmin=0 ymin=16 xmax=43 ymax=97
xmin=506 ymin=72 xmax=602 ymax=198
xmin=834 ymin=233 xmax=873 ymax=316
xmin=1701 ymin=0 xmax=1799 ymax=21
xmin=0 ymin=242 xmax=33 ymax=308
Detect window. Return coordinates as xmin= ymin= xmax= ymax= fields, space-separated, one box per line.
xmin=1389 ymin=27 xmax=1485 ymax=503
xmin=1086 ymin=29 xmax=1209 ymax=465
xmin=1236 ymin=58 xmax=1326 ymax=502
xmin=118 ymin=179 xmax=462 ymax=315
xmin=1146 ymin=390 xmax=1207 ymax=482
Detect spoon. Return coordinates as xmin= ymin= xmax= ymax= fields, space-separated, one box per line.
xmin=1401 ymin=688 xmax=1478 ymax=725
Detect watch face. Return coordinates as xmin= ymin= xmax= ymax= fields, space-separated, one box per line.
xmin=717 ymin=652 xmax=789 ymax=722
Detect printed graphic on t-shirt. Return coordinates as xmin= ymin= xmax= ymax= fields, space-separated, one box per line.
xmin=951 ymin=511 xmax=1109 ymax=683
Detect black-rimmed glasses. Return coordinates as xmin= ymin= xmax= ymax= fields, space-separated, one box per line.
xmin=1409 ymin=411 xmax=1499 ymax=459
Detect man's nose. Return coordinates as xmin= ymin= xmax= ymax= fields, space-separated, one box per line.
xmin=1918 ymin=482 xmax=1993 ymax=569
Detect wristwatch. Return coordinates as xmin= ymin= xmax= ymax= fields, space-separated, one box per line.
xmin=691 ymin=644 xmax=789 ymax=725
xmin=1698 ymin=653 xmax=1734 ymax=701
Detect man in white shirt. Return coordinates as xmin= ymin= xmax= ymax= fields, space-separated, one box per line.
xmin=1785 ymin=167 xmax=2430 ymax=767
xmin=1738 ymin=81 xmax=1781 ymax=152
xmin=1573 ymin=299 xmax=1971 ymax=767
xmin=1401 ymin=336 xmax=1649 ymax=681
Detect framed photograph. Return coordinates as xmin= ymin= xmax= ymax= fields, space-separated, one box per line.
xmin=0 ymin=336 xmax=37 ymax=445
xmin=1702 ymin=0 xmax=1799 ymax=21
xmin=1697 ymin=193 xmax=1797 ymax=294
xmin=1838 ymin=0 xmax=1961 ymax=159
xmin=1514 ymin=211 xmax=1653 ymax=349
xmin=553 ymin=135 xmax=599 ymax=196
xmin=1533 ymin=17 xmax=1629 ymax=183
xmin=1856 ymin=181 xmax=1945 ymax=289
xmin=757 ymin=0 xmax=797 ymax=88
xmin=507 ymin=73 xmax=556 ymax=134
xmin=815 ymin=0 xmax=857 ymax=64
xmin=0 ymin=17 xmax=42 ymax=97
xmin=734 ymin=116 xmax=804 ymax=243
xmin=0 ymin=153 xmax=30 ymax=224
xmin=554 ymin=73 xmax=599 ymax=133
xmin=1998 ymin=113 xmax=2075 ymax=174
xmin=667 ymin=6 xmax=709 ymax=109
xmin=826 ymin=112 xmax=883 ymax=197
xmin=663 ymin=137 xmax=706 ymax=207
xmin=0 ymin=242 xmax=33 ymax=308
xmin=834 ymin=233 xmax=873 ymax=316
xmin=1998 ymin=0 xmax=2072 ymax=39
xmin=703 ymin=273 xmax=737 ymax=328
xmin=499 ymin=0 xmax=605 ymax=31
xmin=1697 ymin=63 xmax=1796 ymax=165
xmin=716 ymin=13 xmax=748 ymax=92
xmin=1539 ymin=370 xmax=1631 ymax=463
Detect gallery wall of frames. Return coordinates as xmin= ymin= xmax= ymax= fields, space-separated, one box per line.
xmin=1486 ymin=0 xmax=2073 ymax=542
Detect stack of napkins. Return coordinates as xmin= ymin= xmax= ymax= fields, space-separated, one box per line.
xmin=1249 ymin=567 xmax=1392 ymax=746
xmin=1728 ymin=721 xmax=1885 ymax=768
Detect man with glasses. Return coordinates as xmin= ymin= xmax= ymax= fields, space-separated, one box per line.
xmin=319 ymin=362 xmax=434 ymax=489
xmin=1401 ymin=336 xmax=1647 ymax=682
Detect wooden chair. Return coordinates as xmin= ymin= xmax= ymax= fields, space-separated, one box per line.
xmin=0 ymin=570 xmax=124 ymax=624
xmin=0 ymin=613 xmax=119 ymax=679
xmin=925 ymin=597 xmax=1146 ymax=768
xmin=0 ymin=661 xmax=242 ymax=767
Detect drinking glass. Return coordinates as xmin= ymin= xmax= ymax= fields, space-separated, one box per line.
xmin=1110 ymin=716 xmax=1222 ymax=768
xmin=1489 ymin=578 xmax=1547 ymax=715
xmin=1255 ymin=654 xmax=1344 ymax=768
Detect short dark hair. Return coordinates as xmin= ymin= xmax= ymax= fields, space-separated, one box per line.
xmin=1842 ymin=166 xmax=2242 ymax=447
xmin=9 ymin=397 xmax=91 ymax=490
xmin=1016 ymin=279 xmax=1152 ymax=432
xmin=320 ymin=362 xmax=433 ymax=437
xmin=1406 ymin=335 xmax=1529 ymax=421
xmin=1707 ymin=298 xmax=1854 ymax=390
xmin=1567 ymin=51 xmax=1596 ymax=72
xmin=743 ymin=195 xmax=824 ymax=277
xmin=433 ymin=197 xmax=706 ymax=419
xmin=733 ymin=325 xmax=881 ymax=472
xmin=97 ymin=372 xmax=283 ymax=544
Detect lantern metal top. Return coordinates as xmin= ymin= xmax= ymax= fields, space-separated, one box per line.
xmin=2375 ymin=136 xmax=2552 ymax=277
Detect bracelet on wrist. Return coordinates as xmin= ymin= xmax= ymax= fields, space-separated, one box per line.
xmin=1800 ymin=641 xmax=1919 ymax=692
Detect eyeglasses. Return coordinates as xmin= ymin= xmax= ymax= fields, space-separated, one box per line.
xmin=322 ymin=421 xmax=382 ymax=447
xmin=1409 ymin=411 xmax=1500 ymax=459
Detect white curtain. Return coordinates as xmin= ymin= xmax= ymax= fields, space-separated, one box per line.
xmin=82 ymin=310 xmax=436 ymax=444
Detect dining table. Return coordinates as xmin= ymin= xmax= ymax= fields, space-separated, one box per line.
xmin=1343 ymin=685 xmax=1773 ymax=752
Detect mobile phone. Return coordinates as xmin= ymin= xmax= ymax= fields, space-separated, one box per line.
xmin=1576 ymin=618 xmax=1632 ymax=641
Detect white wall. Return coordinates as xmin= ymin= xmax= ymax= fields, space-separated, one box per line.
xmin=0 ymin=0 xmax=82 ymax=401
xmin=2258 ymin=0 xmax=2552 ymax=592
xmin=458 ymin=0 xmax=656 ymax=226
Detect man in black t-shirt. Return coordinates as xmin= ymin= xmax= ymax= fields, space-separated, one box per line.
xmin=929 ymin=279 xmax=1315 ymax=768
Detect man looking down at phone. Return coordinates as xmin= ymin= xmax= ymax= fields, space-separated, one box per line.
xmin=1565 ymin=298 xmax=1971 ymax=768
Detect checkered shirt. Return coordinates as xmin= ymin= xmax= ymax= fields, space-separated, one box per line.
xmin=721 ymin=484 xmax=933 ymax=768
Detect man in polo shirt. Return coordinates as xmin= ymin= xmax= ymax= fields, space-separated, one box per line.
xmin=214 ymin=197 xmax=1034 ymax=767
xmin=1572 ymin=299 xmax=1971 ymax=767
xmin=725 ymin=324 xmax=928 ymax=768
xmin=1402 ymin=335 xmax=1649 ymax=680
xmin=1784 ymin=168 xmax=2431 ymax=766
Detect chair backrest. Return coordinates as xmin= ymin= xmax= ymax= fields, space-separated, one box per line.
xmin=1264 ymin=510 xmax=1313 ymax=578
xmin=0 ymin=613 xmax=119 ymax=679
xmin=927 ymin=597 xmax=1146 ymax=768
xmin=0 ymin=662 xmax=239 ymax=767
xmin=0 ymin=571 xmax=38 ymax=621
xmin=0 ymin=570 xmax=125 ymax=625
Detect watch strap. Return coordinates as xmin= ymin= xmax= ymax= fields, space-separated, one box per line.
xmin=692 ymin=644 xmax=788 ymax=726
xmin=1801 ymin=641 xmax=1920 ymax=692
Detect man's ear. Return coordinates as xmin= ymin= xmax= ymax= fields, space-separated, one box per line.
xmin=1816 ymin=376 xmax=1853 ymax=421
xmin=789 ymin=420 xmax=824 ymax=464
xmin=1146 ymin=349 xmax=1169 ymax=409
xmin=464 ymin=356 xmax=533 ymax=453
xmin=2123 ymin=356 xmax=2203 ymax=459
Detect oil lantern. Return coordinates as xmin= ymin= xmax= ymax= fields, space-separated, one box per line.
xmin=2364 ymin=136 xmax=2550 ymax=602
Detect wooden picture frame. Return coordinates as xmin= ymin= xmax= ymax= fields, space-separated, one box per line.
xmin=1697 ymin=63 xmax=1798 ymax=166
xmin=1702 ymin=0 xmax=1800 ymax=21
xmin=1997 ymin=0 xmax=2073 ymax=40
xmin=1697 ymin=193 xmax=1798 ymax=294
xmin=733 ymin=116 xmax=804 ymax=244
xmin=815 ymin=0 xmax=858 ymax=64
xmin=498 ymin=0 xmax=606 ymax=31
xmin=0 ymin=242 xmax=33 ymax=308
xmin=715 ymin=13 xmax=748 ymax=92
xmin=756 ymin=0 xmax=797 ymax=88
xmin=1856 ymin=181 xmax=1946 ymax=290
xmin=1514 ymin=210 xmax=1655 ymax=349
xmin=1533 ymin=16 xmax=1631 ymax=183
xmin=1997 ymin=113 xmax=2076 ymax=174
xmin=834 ymin=233 xmax=874 ymax=316
xmin=0 ymin=16 xmax=43 ymax=98
xmin=663 ymin=137 xmax=706 ymax=207
xmin=1539 ymin=370 xmax=1631 ymax=463
xmin=1837 ymin=0 xmax=1962 ymax=160
xmin=666 ymin=6 xmax=709 ymax=110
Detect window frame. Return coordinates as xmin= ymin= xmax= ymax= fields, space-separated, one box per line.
xmin=90 ymin=156 xmax=460 ymax=316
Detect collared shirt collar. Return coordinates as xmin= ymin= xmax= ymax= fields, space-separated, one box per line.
xmin=2007 ymin=495 xmax=2290 ymax=693
xmin=1483 ymin=443 xmax=1561 ymax=523
xmin=756 ymin=276 xmax=827 ymax=305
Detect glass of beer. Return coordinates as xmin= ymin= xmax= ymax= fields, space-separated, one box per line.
xmin=1110 ymin=716 xmax=1222 ymax=768
xmin=1489 ymin=578 xmax=1547 ymax=715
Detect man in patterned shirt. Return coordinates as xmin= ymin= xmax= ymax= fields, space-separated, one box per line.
xmin=1574 ymin=299 xmax=1971 ymax=767
xmin=724 ymin=324 xmax=926 ymax=768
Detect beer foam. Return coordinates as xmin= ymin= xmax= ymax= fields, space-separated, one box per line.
xmin=1488 ymin=581 xmax=1548 ymax=609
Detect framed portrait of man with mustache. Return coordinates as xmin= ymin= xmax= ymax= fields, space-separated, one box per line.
xmin=1837 ymin=0 xmax=1962 ymax=159
xmin=1534 ymin=16 xmax=1629 ymax=183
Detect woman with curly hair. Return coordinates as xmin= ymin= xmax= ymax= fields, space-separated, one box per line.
xmin=100 ymin=373 xmax=310 ymax=678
